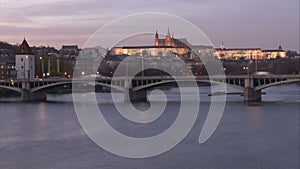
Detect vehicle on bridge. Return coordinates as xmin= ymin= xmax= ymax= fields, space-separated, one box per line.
xmin=253 ymin=71 xmax=272 ymax=76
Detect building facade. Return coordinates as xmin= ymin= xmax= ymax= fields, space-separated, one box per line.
xmin=110 ymin=30 xmax=191 ymax=58
xmin=262 ymin=46 xmax=286 ymax=59
xmin=15 ymin=39 xmax=35 ymax=80
xmin=61 ymin=45 xmax=80 ymax=58
xmin=215 ymin=42 xmax=286 ymax=60
xmin=0 ymin=60 xmax=15 ymax=80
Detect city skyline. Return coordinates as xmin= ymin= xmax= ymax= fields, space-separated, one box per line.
xmin=0 ymin=0 xmax=299 ymax=51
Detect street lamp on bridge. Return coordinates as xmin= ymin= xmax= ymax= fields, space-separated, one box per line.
xmin=39 ymin=57 xmax=44 ymax=80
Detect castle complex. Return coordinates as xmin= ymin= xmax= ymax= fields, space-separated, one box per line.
xmin=214 ymin=42 xmax=286 ymax=60
xmin=110 ymin=30 xmax=286 ymax=60
xmin=110 ymin=29 xmax=191 ymax=58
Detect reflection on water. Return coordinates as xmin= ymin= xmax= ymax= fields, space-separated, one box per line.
xmin=0 ymin=83 xmax=298 ymax=103
xmin=0 ymin=83 xmax=299 ymax=169
xmin=45 ymin=83 xmax=300 ymax=103
xmin=262 ymin=83 xmax=300 ymax=102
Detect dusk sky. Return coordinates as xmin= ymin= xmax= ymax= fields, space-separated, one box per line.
xmin=0 ymin=0 xmax=299 ymax=51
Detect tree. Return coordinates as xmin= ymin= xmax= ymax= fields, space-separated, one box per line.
xmin=286 ymin=50 xmax=298 ymax=58
xmin=35 ymin=49 xmax=46 ymax=77
xmin=50 ymin=55 xmax=57 ymax=74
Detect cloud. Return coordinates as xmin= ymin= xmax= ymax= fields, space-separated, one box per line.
xmin=0 ymin=0 xmax=299 ymax=50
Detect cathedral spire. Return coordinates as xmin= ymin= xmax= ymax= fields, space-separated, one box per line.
xmin=221 ymin=41 xmax=225 ymax=49
xmin=165 ymin=27 xmax=172 ymax=46
xmin=167 ymin=27 xmax=170 ymax=36
xmin=155 ymin=30 xmax=159 ymax=46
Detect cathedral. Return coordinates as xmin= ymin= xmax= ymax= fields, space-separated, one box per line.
xmin=110 ymin=29 xmax=191 ymax=58
xmin=154 ymin=28 xmax=190 ymax=49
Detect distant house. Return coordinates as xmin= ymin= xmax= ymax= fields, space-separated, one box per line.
xmin=0 ymin=59 xmax=15 ymax=80
xmin=191 ymin=45 xmax=215 ymax=58
xmin=215 ymin=42 xmax=286 ymax=60
xmin=262 ymin=46 xmax=286 ymax=59
xmin=61 ymin=45 xmax=80 ymax=58
xmin=15 ymin=39 xmax=35 ymax=80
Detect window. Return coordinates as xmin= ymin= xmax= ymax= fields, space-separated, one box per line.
xmin=21 ymin=58 xmax=24 ymax=61
xmin=21 ymin=66 xmax=24 ymax=69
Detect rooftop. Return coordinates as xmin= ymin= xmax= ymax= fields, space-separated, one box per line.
xmin=15 ymin=39 xmax=34 ymax=55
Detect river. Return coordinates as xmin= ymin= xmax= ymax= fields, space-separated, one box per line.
xmin=0 ymin=84 xmax=299 ymax=169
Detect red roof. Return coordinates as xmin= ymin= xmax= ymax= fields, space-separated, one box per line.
xmin=15 ymin=39 xmax=34 ymax=55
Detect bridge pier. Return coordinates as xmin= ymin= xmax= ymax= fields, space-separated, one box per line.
xmin=124 ymin=88 xmax=147 ymax=102
xmin=21 ymin=89 xmax=47 ymax=101
xmin=130 ymin=90 xmax=147 ymax=102
xmin=123 ymin=78 xmax=147 ymax=102
xmin=21 ymin=88 xmax=31 ymax=101
xmin=244 ymin=87 xmax=261 ymax=103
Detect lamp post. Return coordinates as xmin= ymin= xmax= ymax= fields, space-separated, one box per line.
xmin=126 ymin=58 xmax=128 ymax=77
xmin=255 ymin=51 xmax=258 ymax=73
xmin=26 ymin=56 xmax=30 ymax=81
xmin=40 ymin=56 xmax=44 ymax=80
xmin=47 ymin=55 xmax=51 ymax=77
xmin=142 ymin=55 xmax=144 ymax=77
xmin=248 ymin=52 xmax=252 ymax=78
xmin=23 ymin=57 xmax=26 ymax=82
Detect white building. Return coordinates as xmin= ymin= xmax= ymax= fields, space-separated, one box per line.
xmin=15 ymin=39 xmax=35 ymax=80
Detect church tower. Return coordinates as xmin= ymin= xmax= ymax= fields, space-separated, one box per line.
xmin=165 ymin=27 xmax=172 ymax=46
xmin=15 ymin=38 xmax=35 ymax=80
xmin=221 ymin=41 xmax=225 ymax=50
xmin=154 ymin=30 xmax=159 ymax=46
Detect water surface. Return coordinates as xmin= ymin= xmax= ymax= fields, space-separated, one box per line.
xmin=0 ymin=84 xmax=299 ymax=169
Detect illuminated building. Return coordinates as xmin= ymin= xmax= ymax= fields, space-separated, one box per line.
xmin=110 ymin=29 xmax=191 ymax=58
xmin=262 ymin=46 xmax=286 ymax=59
xmin=215 ymin=42 xmax=286 ymax=60
xmin=0 ymin=60 xmax=15 ymax=80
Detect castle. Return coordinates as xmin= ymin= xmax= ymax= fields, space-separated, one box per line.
xmin=110 ymin=29 xmax=191 ymax=57
xmin=154 ymin=28 xmax=190 ymax=49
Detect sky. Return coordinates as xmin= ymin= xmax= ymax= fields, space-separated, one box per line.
xmin=0 ymin=0 xmax=299 ymax=51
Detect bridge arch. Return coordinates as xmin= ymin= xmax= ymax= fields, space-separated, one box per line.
xmin=31 ymin=81 xmax=124 ymax=93
xmin=95 ymin=82 xmax=124 ymax=92
xmin=255 ymin=79 xmax=300 ymax=91
xmin=133 ymin=79 xmax=244 ymax=92
xmin=0 ymin=85 xmax=21 ymax=93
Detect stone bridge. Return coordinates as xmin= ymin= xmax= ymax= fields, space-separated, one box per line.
xmin=0 ymin=74 xmax=299 ymax=102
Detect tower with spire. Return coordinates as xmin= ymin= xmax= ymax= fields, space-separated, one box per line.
xmin=221 ymin=41 xmax=225 ymax=50
xmin=155 ymin=28 xmax=175 ymax=47
xmin=15 ymin=38 xmax=35 ymax=80
xmin=154 ymin=30 xmax=159 ymax=46
xmin=165 ymin=27 xmax=172 ymax=46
